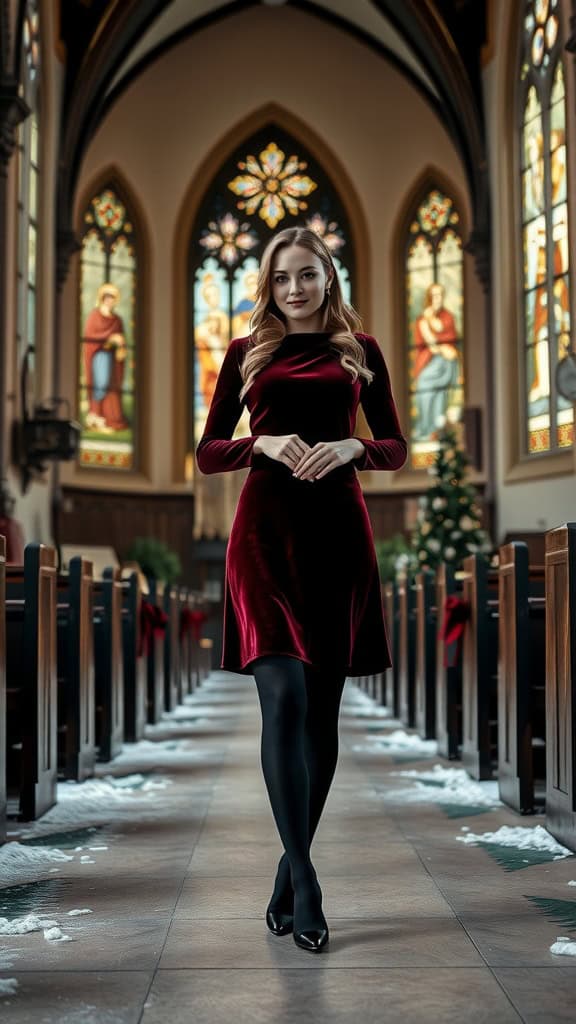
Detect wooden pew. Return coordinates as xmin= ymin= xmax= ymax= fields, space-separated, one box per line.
xmin=56 ymin=557 xmax=95 ymax=780
xmin=0 ymin=536 xmax=6 ymax=842
xmin=373 ymin=672 xmax=386 ymax=706
xmin=497 ymin=542 xmax=546 ymax=813
xmin=397 ymin=569 xmax=416 ymax=727
xmin=179 ymin=588 xmax=193 ymax=698
xmin=435 ymin=564 xmax=463 ymax=760
xmin=119 ymin=569 xmax=147 ymax=743
xmin=145 ymin=578 xmax=166 ymax=723
xmin=545 ymin=523 xmax=576 ymax=851
xmin=197 ymin=637 xmax=213 ymax=683
xmin=93 ymin=568 xmax=124 ymax=761
xmin=163 ymin=584 xmax=181 ymax=711
xmin=460 ymin=554 xmax=499 ymax=780
xmin=6 ymin=544 xmax=58 ymax=820
xmin=415 ymin=568 xmax=436 ymax=740
xmin=384 ymin=581 xmax=400 ymax=716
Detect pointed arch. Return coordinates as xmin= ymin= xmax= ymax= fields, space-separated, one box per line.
xmin=74 ymin=164 xmax=151 ymax=474
xmin=392 ymin=166 xmax=469 ymax=471
xmin=516 ymin=0 xmax=573 ymax=457
xmin=15 ymin=0 xmax=41 ymax=386
xmin=172 ymin=103 xmax=372 ymax=483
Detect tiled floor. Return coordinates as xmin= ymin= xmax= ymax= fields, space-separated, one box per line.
xmin=2 ymin=671 xmax=576 ymax=1022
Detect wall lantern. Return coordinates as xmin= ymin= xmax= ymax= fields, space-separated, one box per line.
xmin=13 ymin=347 xmax=81 ymax=493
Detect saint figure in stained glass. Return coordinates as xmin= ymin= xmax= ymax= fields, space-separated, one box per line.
xmin=232 ymin=259 xmax=259 ymax=338
xmin=405 ymin=188 xmax=464 ymax=469
xmin=78 ymin=185 xmax=137 ymax=470
xmin=82 ymin=283 xmax=129 ymax=432
xmin=412 ymin=283 xmax=460 ymax=440
xmin=194 ymin=261 xmax=230 ymax=429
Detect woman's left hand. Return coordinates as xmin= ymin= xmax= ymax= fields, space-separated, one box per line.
xmin=292 ymin=439 xmax=365 ymax=480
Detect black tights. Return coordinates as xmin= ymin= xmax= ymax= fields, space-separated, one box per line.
xmin=252 ymin=655 xmax=347 ymax=927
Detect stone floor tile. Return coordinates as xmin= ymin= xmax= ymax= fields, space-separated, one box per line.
xmin=494 ymin=967 xmax=576 ymax=1021
xmin=0 ymin=971 xmax=151 ymax=1024
xmin=6 ymin=916 xmax=171 ymax=971
xmin=173 ymin=872 xmax=454 ymax=920
xmin=458 ymin=908 xmax=576 ymax=968
xmin=159 ymin=915 xmax=483 ymax=969
xmin=143 ymin=967 xmax=520 ymax=1024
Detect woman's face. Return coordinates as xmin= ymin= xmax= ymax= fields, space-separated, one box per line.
xmin=270 ymin=244 xmax=332 ymax=332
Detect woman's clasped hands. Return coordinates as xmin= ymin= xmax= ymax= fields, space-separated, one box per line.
xmin=253 ymin=434 xmax=364 ymax=481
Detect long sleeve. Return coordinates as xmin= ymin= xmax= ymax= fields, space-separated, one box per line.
xmin=195 ymin=339 xmax=256 ymax=474
xmin=353 ymin=334 xmax=408 ymax=471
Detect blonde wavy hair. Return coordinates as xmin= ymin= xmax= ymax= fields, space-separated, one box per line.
xmin=238 ymin=227 xmax=374 ymax=402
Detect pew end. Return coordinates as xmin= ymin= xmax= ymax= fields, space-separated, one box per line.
xmin=6 ymin=544 xmax=58 ymax=821
xmin=57 ymin=556 xmax=96 ymax=781
xmin=497 ymin=542 xmax=546 ymax=814
xmin=0 ymin=536 xmax=5 ymax=841
xmin=460 ymin=554 xmax=499 ymax=780
xmin=545 ymin=523 xmax=576 ymax=850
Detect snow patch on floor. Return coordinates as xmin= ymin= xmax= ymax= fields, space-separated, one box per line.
xmin=0 ymin=842 xmax=74 ymax=885
xmin=352 ymin=729 xmax=437 ymax=756
xmin=0 ymin=978 xmax=18 ymax=995
xmin=342 ymin=689 xmax=392 ymax=718
xmin=111 ymin=740 xmax=218 ymax=770
xmin=551 ymin=936 xmax=576 ymax=956
xmin=0 ymin=913 xmax=59 ymax=937
xmin=18 ymin=773 xmax=172 ymax=838
xmin=456 ymin=824 xmax=572 ymax=857
xmin=385 ymin=765 xmax=501 ymax=807
xmin=0 ymin=907 xmax=90 ymax=943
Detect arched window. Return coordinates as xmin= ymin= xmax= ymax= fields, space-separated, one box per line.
xmin=78 ymin=185 xmax=139 ymax=470
xmin=520 ymin=0 xmax=573 ymax=454
xmin=405 ymin=188 xmax=464 ymax=469
xmin=189 ymin=123 xmax=355 ymax=449
xmin=15 ymin=0 xmax=41 ymax=383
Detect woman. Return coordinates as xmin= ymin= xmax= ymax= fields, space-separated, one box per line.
xmin=196 ymin=227 xmax=407 ymax=954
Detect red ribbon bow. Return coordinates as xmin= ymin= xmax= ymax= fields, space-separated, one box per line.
xmin=180 ymin=608 xmax=208 ymax=642
xmin=138 ymin=600 xmax=169 ymax=658
xmin=441 ymin=595 xmax=470 ymax=668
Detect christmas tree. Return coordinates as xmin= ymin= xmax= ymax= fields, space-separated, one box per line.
xmin=412 ymin=423 xmax=492 ymax=572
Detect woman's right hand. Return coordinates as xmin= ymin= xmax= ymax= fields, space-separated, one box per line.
xmin=253 ymin=434 xmax=310 ymax=471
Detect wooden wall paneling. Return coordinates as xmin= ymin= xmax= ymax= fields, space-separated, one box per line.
xmin=57 ymin=489 xmax=195 ymax=583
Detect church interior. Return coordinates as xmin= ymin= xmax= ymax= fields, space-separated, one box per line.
xmin=1 ymin=0 xmax=576 ymax=1019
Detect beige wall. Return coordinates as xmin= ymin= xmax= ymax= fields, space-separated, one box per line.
xmin=483 ymin=0 xmax=576 ymax=539
xmin=62 ymin=3 xmax=484 ymax=517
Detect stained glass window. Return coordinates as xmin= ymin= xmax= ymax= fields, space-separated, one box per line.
xmin=15 ymin=0 xmax=41 ymax=390
xmin=189 ymin=124 xmax=355 ymax=450
xmin=520 ymin=0 xmax=573 ymax=454
xmin=405 ymin=189 xmax=464 ymax=469
xmin=78 ymin=187 xmax=138 ymax=470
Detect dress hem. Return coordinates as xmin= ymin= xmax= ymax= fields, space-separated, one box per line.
xmin=220 ymin=650 xmax=392 ymax=677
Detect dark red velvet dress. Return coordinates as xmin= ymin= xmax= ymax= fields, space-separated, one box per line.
xmin=196 ymin=331 xmax=407 ymax=676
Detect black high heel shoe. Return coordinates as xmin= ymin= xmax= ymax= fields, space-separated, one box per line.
xmin=292 ymin=876 xmax=329 ymax=953
xmin=265 ymin=907 xmax=294 ymax=936
xmin=293 ymin=925 xmax=329 ymax=952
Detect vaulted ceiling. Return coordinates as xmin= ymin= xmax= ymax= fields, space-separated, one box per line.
xmin=56 ymin=0 xmax=490 ymax=284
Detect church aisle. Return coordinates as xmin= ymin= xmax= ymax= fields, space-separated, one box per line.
xmin=2 ymin=672 xmax=576 ymax=1022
